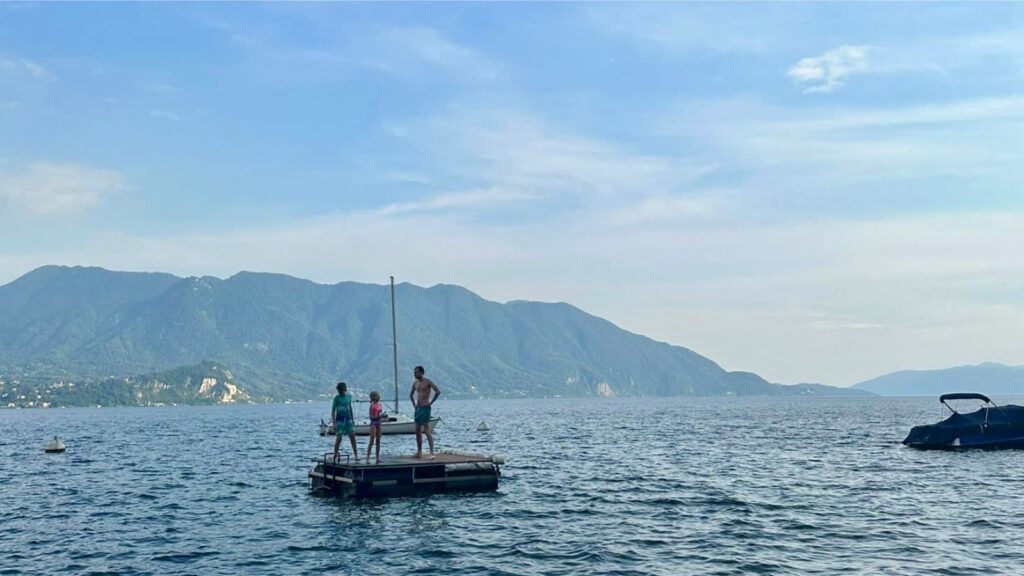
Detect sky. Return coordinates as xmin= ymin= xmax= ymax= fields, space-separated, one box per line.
xmin=0 ymin=2 xmax=1022 ymax=386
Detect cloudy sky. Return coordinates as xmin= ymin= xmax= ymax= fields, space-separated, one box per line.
xmin=1 ymin=3 xmax=1022 ymax=385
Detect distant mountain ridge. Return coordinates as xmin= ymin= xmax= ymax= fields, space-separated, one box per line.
xmin=0 ymin=265 xmax=869 ymax=403
xmin=854 ymin=363 xmax=1024 ymax=397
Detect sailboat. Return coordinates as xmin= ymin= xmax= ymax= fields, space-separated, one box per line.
xmin=319 ymin=276 xmax=440 ymax=437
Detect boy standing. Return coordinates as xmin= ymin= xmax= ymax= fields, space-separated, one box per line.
xmin=332 ymin=382 xmax=358 ymax=460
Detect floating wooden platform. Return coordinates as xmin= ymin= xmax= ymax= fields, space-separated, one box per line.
xmin=309 ymin=451 xmax=504 ymax=498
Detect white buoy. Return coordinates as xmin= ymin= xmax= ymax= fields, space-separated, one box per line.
xmin=477 ymin=421 xmax=490 ymax=432
xmin=44 ymin=436 xmax=66 ymax=454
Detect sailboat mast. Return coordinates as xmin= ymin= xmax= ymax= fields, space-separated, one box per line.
xmin=390 ymin=276 xmax=399 ymax=414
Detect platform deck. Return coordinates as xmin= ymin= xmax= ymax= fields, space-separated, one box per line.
xmin=314 ymin=452 xmax=493 ymax=470
xmin=309 ymin=451 xmax=502 ymax=497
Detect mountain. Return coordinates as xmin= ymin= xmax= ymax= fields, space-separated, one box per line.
xmin=0 ymin=265 xmax=868 ymax=402
xmin=854 ymin=363 xmax=1024 ymax=396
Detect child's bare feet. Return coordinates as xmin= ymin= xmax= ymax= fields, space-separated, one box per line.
xmin=428 ymin=453 xmax=436 ymax=460
xmin=414 ymin=452 xmax=423 ymax=459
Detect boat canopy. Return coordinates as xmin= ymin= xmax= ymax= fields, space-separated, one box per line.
xmin=940 ymin=393 xmax=992 ymax=404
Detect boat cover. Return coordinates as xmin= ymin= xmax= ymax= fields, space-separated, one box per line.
xmin=903 ymin=405 xmax=1024 ymax=448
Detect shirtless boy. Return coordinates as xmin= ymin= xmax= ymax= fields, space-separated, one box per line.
xmin=408 ymin=365 xmax=441 ymax=458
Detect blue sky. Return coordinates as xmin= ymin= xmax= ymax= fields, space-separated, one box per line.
xmin=1 ymin=2 xmax=1022 ymax=385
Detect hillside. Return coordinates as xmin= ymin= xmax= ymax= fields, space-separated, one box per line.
xmin=0 ymin=362 xmax=251 ymax=408
xmin=0 ymin=265 xmax=869 ymax=403
xmin=854 ymin=363 xmax=1024 ymax=396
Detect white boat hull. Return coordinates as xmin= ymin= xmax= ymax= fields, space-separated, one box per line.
xmin=354 ymin=417 xmax=439 ymax=436
xmin=320 ymin=415 xmax=439 ymax=436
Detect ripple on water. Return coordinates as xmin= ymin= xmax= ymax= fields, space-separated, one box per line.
xmin=5 ymin=397 xmax=1024 ymax=574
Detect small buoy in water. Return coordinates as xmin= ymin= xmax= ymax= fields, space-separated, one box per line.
xmin=44 ymin=436 xmax=66 ymax=454
xmin=477 ymin=421 xmax=490 ymax=432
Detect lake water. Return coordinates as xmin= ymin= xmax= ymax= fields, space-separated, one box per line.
xmin=3 ymin=396 xmax=1024 ymax=575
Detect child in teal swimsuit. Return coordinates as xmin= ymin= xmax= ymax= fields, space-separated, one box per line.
xmin=332 ymin=382 xmax=358 ymax=460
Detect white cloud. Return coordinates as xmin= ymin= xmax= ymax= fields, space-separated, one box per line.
xmin=784 ymin=28 xmax=1024 ymax=91
xmin=787 ymin=45 xmax=869 ymax=93
xmin=808 ymin=318 xmax=885 ymax=331
xmin=203 ymin=17 xmax=504 ymax=86
xmin=368 ymin=107 xmax=718 ymax=231
xmin=656 ymin=95 xmax=1024 ymax=198
xmin=607 ymin=194 xmax=726 ymax=226
xmin=583 ymin=4 xmax=786 ymax=54
xmin=0 ymin=54 xmax=56 ymax=81
xmin=377 ymin=187 xmax=537 ymax=216
xmin=0 ymin=162 xmax=127 ymax=214
xmin=392 ymin=106 xmax=714 ymax=207
xmin=921 ymin=29 xmax=1024 ymax=74
xmin=138 ymin=79 xmax=180 ymax=95
xmin=149 ymin=109 xmax=183 ymax=121
xmin=784 ymin=96 xmax=1024 ymax=131
xmin=380 ymin=171 xmax=431 ymax=185
xmin=363 ymin=27 xmax=504 ymax=84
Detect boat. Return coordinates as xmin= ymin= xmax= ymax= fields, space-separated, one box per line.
xmin=319 ymin=412 xmax=439 ymax=436
xmin=309 ymin=450 xmax=504 ymax=497
xmin=44 ymin=436 xmax=66 ymax=453
xmin=317 ymin=276 xmax=440 ymax=437
xmin=902 ymin=393 xmax=1024 ymax=449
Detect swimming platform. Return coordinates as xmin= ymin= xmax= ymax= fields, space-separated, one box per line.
xmin=309 ymin=450 xmax=504 ymax=498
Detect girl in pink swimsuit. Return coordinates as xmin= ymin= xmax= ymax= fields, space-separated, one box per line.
xmin=366 ymin=391 xmax=384 ymax=464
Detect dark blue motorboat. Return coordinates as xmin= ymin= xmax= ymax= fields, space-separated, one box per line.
xmin=903 ymin=393 xmax=1024 ymax=449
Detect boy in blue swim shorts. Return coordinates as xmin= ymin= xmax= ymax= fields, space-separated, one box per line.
xmin=332 ymin=381 xmax=358 ymax=460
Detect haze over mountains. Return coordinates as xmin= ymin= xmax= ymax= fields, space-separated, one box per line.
xmin=854 ymin=363 xmax=1024 ymax=397
xmin=0 ymin=266 xmax=869 ymax=406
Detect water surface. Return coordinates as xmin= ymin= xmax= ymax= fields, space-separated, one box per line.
xmin=3 ymin=397 xmax=1023 ymax=575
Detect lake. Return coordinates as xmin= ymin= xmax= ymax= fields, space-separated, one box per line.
xmin=3 ymin=396 xmax=1024 ymax=575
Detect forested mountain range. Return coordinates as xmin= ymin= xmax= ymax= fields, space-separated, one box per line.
xmin=0 ymin=266 xmax=868 ymax=406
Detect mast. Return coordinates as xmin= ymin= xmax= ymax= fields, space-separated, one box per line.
xmin=390 ymin=276 xmax=399 ymax=414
